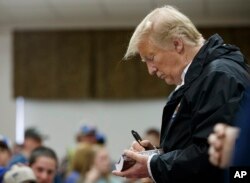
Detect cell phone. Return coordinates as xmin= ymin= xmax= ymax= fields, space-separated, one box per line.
xmin=131 ymin=130 xmax=150 ymax=150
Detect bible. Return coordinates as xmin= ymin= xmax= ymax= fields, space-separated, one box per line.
xmin=115 ymin=149 xmax=163 ymax=172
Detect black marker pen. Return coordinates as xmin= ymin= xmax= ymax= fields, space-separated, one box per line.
xmin=131 ymin=130 xmax=150 ymax=150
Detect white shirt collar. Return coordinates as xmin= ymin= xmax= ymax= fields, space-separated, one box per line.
xmin=175 ymin=62 xmax=192 ymax=91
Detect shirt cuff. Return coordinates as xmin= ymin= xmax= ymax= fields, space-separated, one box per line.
xmin=147 ymin=153 xmax=157 ymax=183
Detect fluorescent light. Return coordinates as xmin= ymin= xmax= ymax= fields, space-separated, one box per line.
xmin=16 ymin=97 xmax=25 ymax=144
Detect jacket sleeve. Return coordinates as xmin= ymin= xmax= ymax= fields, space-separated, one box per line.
xmin=150 ymin=71 xmax=246 ymax=183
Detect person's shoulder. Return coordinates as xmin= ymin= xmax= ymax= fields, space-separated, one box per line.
xmin=96 ymin=175 xmax=123 ymax=183
xmin=65 ymin=171 xmax=80 ymax=182
xmin=8 ymin=153 xmax=28 ymax=167
xmin=0 ymin=166 xmax=9 ymax=183
xmin=206 ymin=58 xmax=236 ymax=72
xmin=109 ymin=175 xmax=125 ymax=183
xmin=11 ymin=153 xmax=26 ymax=160
xmin=202 ymin=58 xmax=248 ymax=82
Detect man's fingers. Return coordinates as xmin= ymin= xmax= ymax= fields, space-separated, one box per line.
xmin=124 ymin=150 xmax=140 ymax=161
xmin=214 ymin=123 xmax=227 ymax=137
xmin=208 ymin=146 xmax=220 ymax=159
xmin=131 ymin=141 xmax=144 ymax=151
xmin=208 ymin=146 xmax=220 ymax=166
xmin=140 ymin=140 xmax=155 ymax=150
xmin=112 ymin=170 xmax=125 ymax=177
xmin=124 ymin=150 xmax=147 ymax=163
xmin=208 ymin=134 xmax=217 ymax=145
xmin=209 ymin=155 xmax=219 ymax=167
xmin=208 ymin=134 xmax=223 ymax=150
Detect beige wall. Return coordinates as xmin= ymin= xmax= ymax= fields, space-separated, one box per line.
xmin=0 ymin=29 xmax=164 ymax=161
xmin=0 ymin=28 xmax=16 ymax=142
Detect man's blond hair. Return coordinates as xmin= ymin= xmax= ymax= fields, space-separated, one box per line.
xmin=124 ymin=5 xmax=204 ymax=59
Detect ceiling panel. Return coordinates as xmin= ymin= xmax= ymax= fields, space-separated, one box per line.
xmin=103 ymin=0 xmax=152 ymax=18
xmin=0 ymin=0 xmax=55 ymax=22
xmin=0 ymin=0 xmax=249 ymax=28
xmin=207 ymin=0 xmax=250 ymax=17
xmin=49 ymin=0 xmax=103 ymax=20
xmin=157 ymin=0 xmax=205 ymax=16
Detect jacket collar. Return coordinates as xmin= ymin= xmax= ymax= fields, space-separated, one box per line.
xmin=167 ymin=34 xmax=229 ymax=102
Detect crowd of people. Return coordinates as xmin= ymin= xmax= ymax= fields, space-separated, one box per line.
xmin=0 ymin=127 xmax=58 ymax=183
xmin=0 ymin=125 xmax=126 ymax=183
xmin=1 ymin=125 xmax=161 ymax=183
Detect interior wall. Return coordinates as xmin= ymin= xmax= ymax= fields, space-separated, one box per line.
xmin=2 ymin=26 xmax=250 ymax=163
xmin=24 ymin=99 xmax=165 ymax=161
xmin=0 ymin=28 xmax=16 ymax=142
xmin=0 ymin=28 xmax=166 ymax=162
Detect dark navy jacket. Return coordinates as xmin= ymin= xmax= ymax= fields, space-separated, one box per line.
xmin=150 ymin=34 xmax=250 ymax=183
xmin=232 ymin=86 xmax=250 ymax=166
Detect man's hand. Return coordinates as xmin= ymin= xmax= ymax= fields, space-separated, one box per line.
xmin=112 ymin=149 xmax=150 ymax=179
xmin=131 ymin=140 xmax=155 ymax=152
xmin=208 ymin=123 xmax=239 ymax=168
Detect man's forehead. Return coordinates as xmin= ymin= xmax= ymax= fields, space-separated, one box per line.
xmin=32 ymin=163 xmax=57 ymax=172
xmin=34 ymin=156 xmax=57 ymax=166
xmin=138 ymin=40 xmax=155 ymax=53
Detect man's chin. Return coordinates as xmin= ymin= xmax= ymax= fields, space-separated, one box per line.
xmin=164 ymin=78 xmax=175 ymax=85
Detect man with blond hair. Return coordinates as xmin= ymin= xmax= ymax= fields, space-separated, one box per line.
xmin=112 ymin=5 xmax=249 ymax=183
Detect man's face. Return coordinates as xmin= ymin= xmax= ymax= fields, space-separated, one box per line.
xmin=30 ymin=156 xmax=56 ymax=183
xmin=25 ymin=138 xmax=42 ymax=152
xmin=0 ymin=147 xmax=11 ymax=166
xmin=79 ymin=134 xmax=97 ymax=144
xmin=138 ymin=39 xmax=185 ymax=85
xmin=94 ymin=148 xmax=111 ymax=174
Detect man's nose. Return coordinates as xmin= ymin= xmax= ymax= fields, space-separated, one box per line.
xmin=146 ymin=62 xmax=157 ymax=75
xmin=40 ymin=172 xmax=49 ymax=181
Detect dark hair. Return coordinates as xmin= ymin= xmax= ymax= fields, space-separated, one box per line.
xmin=145 ymin=128 xmax=160 ymax=138
xmin=0 ymin=142 xmax=9 ymax=150
xmin=25 ymin=128 xmax=47 ymax=142
xmin=29 ymin=146 xmax=58 ymax=167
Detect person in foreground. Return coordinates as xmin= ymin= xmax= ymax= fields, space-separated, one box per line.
xmin=112 ymin=5 xmax=249 ymax=183
xmin=3 ymin=164 xmax=37 ymax=183
xmin=208 ymin=87 xmax=250 ymax=169
xmin=29 ymin=146 xmax=58 ymax=183
xmin=208 ymin=123 xmax=240 ymax=169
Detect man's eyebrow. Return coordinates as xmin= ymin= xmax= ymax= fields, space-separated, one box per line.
xmin=141 ymin=57 xmax=146 ymax=62
xmin=141 ymin=55 xmax=154 ymax=62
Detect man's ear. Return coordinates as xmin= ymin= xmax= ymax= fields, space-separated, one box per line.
xmin=173 ymin=38 xmax=184 ymax=54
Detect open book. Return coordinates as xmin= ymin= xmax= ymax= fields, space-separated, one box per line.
xmin=115 ymin=149 xmax=163 ymax=172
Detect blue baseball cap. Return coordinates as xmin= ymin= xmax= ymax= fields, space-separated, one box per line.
xmin=95 ymin=133 xmax=106 ymax=145
xmin=79 ymin=125 xmax=96 ymax=136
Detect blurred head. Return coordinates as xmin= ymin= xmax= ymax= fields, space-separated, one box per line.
xmin=29 ymin=146 xmax=57 ymax=183
xmin=70 ymin=143 xmax=95 ymax=176
xmin=144 ymin=128 xmax=160 ymax=148
xmin=92 ymin=145 xmax=111 ymax=176
xmin=0 ymin=135 xmax=12 ymax=167
xmin=95 ymin=133 xmax=106 ymax=145
xmin=24 ymin=128 xmax=47 ymax=152
xmin=125 ymin=6 xmax=204 ymax=85
xmin=3 ymin=165 xmax=36 ymax=183
xmin=76 ymin=125 xmax=97 ymax=144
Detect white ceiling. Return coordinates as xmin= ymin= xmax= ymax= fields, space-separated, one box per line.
xmin=0 ymin=0 xmax=249 ymax=29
